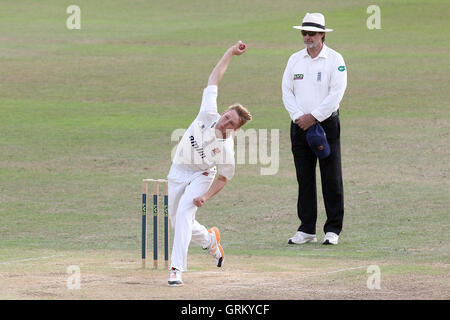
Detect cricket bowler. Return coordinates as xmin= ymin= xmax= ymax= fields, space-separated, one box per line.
xmin=167 ymin=41 xmax=252 ymax=286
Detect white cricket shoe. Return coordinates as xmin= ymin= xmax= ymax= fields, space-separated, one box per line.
xmin=288 ymin=231 xmax=317 ymax=244
xmin=207 ymin=227 xmax=224 ymax=267
xmin=323 ymin=232 xmax=339 ymax=245
xmin=168 ymin=268 xmax=183 ymax=287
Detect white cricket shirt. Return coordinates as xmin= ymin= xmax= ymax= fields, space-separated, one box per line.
xmin=169 ymin=85 xmax=235 ymax=181
xmin=282 ymin=43 xmax=347 ymax=122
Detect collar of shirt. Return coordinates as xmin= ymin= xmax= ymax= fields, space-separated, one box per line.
xmin=302 ymin=43 xmax=329 ymax=60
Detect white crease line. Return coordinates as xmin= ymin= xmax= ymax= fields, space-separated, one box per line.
xmin=0 ymin=254 xmax=66 ymax=265
xmin=195 ymin=265 xmax=368 ymax=277
xmin=301 ymin=265 xmax=368 ymax=277
xmin=205 ymin=266 xmax=369 ymax=289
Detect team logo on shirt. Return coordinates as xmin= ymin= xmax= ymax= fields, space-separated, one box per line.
xmin=338 ymin=66 xmax=346 ymax=72
xmin=294 ymin=74 xmax=304 ymax=80
xmin=212 ymin=147 xmax=221 ymax=156
xmin=317 ymin=72 xmax=322 ymax=82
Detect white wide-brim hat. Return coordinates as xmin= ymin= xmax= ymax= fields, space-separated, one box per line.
xmin=293 ymin=12 xmax=333 ymax=32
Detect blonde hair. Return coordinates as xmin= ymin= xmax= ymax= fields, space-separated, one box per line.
xmin=227 ymin=103 xmax=252 ymax=128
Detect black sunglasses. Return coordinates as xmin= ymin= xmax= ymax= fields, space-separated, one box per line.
xmin=301 ymin=30 xmax=317 ymax=37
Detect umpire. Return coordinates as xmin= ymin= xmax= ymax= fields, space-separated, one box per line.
xmin=282 ymin=13 xmax=347 ymax=245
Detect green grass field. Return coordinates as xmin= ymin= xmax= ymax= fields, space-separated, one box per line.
xmin=0 ymin=0 xmax=449 ymax=299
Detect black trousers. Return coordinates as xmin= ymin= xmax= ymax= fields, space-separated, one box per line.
xmin=290 ymin=114 xmax=344 ymax=235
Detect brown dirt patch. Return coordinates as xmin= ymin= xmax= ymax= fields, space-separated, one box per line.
xmin=0 ymin=252 xmax=448 ymax=300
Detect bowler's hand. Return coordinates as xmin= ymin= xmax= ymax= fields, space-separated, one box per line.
xmin=296 ymin=114 xmax=317 ymax=131
xmin=193 ymin=196 xmax=207 ymax=207
xmin=232 ymin=41 xmax=247 ymax=55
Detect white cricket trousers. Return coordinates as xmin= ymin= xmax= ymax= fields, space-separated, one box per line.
xmin=168 ymin=172 xmax=215 ymax=272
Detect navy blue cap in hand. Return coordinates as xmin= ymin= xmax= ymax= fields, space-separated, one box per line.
xmin=306 ymin=123 xmax=330 ymax=159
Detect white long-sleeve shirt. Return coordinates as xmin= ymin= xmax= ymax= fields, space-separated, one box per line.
xmin=282 ymin=44 xmax=347 ymax=122
xmin=169 ymin=85 xmax=235 ymax=181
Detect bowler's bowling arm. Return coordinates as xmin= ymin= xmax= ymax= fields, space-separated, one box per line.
xmin=207 ymin=41 xmax=246 ymax=86
xmin=207 ymin=48 xmax=233 ymax=87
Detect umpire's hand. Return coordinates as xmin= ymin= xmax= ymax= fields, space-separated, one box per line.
xmin=296 ymin=113 xmax=317 ymax=131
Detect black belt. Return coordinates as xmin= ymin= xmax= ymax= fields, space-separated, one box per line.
xmin=324 ymin=110 xmax=339 ymax=121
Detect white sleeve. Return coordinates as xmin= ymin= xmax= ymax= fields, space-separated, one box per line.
xmin=311 ymin=54 xmax=347 ymax=122
xmin=218 ymin=163 xmax=235 ymax=180
xmin=196 ymin=85 xmax=218 ymax=122
xmin=217 ymin=140 xmax=235 ymax=180
xmin=282 ymin=55 xmax=303 ymax=122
